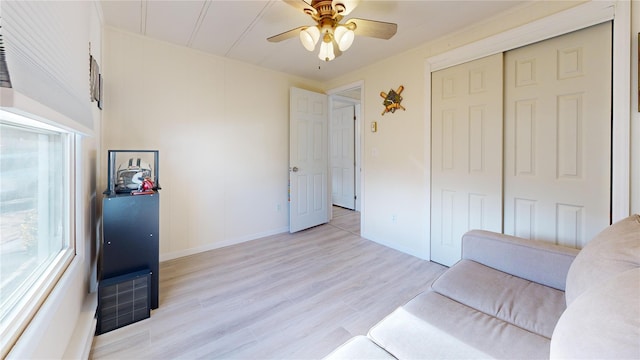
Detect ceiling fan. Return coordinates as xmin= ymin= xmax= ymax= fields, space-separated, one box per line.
xmin=267 ymin=0 xmax=397 ymax=62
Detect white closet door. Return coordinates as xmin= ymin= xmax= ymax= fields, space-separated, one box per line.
xmin=431 ymin=53 xmax=504 ymax=266
xmin=503 ymin=22 xmax=612 ymax=248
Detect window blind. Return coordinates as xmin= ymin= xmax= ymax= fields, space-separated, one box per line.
xmin=1 ymin=1 xmax=93 ymax=131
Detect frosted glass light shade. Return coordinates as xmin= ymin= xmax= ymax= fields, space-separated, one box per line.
xmin=300 ymin=26 xmax=320 ymax=51
xmin=318 ymin=40 xmax=335 ymax=62
xmin=334 ymin=26 xmax=355 ymax=51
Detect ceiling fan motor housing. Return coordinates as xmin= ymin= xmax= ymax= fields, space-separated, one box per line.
xmin=309 ymin=0 xmax=345 ymax=21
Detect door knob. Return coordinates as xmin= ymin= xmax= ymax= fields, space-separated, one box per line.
xmin=291 ymin=166 xmax=299 ymax=172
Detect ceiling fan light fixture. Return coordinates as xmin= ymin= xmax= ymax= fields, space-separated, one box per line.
xmin=334 ymin=25 xmax=355 ymax=51
xmin=270 ymin=0 xmax=397 ymax=62
xmin=300 ymin=26 xmax=320 ymax=51
xmin=318 ymin=40 xmax=335 ymax=62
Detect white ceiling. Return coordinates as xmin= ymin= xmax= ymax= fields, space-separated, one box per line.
xmin=100 ymin=0 xmax=529 ymax=82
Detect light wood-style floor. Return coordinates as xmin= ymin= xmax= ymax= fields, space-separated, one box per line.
xmin=90 ymin=207 xmax=445 ymax=359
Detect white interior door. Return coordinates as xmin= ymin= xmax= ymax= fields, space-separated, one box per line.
xmin=431 ymin=53 xmax=504 ymax=266
xmin=289 ymin=87 xmax=329 ymax=233
xmin=503 ymin=22 xmax=612 ymax=248
xmin=330 ymin=105 xmax=355 ymax=209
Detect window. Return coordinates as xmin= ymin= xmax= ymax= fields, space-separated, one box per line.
xmin=0 ymin=110 xmax=74 ymax=354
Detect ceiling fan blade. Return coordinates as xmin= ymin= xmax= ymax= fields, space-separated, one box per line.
xmin=267 ymin=26 xmax=307 ymax=43
xmin=333 ymin=0 xmax=359 ymax=16
xmin=348 ymin=18 xmax=397 ymax=40
xmin=283 ymin=0 xmax=316 ymax=16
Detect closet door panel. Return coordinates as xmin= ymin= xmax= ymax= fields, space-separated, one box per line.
xmin=431 ymin=53 xmax=503 ymax=266
xmin=503 ymin=22 xmax=612 ymax=248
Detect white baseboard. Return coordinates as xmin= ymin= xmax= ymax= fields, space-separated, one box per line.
xmin=362 ymin=232 xmax=430 ymax=261
xmin=159 ymin=227 xmax=290 ymax=262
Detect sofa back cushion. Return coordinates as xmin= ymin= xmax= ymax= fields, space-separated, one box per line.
xmin=550 ymin=268 xmax=640 ymax=359
xmin=565 ymin=214 xmax=640 ymax=306
xmin=461 ymin=230 xmax=578 ymax=291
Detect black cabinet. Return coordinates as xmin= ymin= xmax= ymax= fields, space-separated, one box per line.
xmin=101 ymin=192 xmax=159 ymax=309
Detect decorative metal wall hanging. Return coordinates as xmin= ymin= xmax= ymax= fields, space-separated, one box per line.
xmin=380 ymin=85 xmax=405 ymax=115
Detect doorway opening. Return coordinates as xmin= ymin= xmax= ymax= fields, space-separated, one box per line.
xmin=328 ymin=82 xmax=363 ymax=226
xmin=329 ymin=205 xmax=361 ymax=235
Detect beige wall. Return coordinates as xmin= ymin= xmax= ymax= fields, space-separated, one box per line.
xmin=103 ymin=28 xmax=322 ymax=260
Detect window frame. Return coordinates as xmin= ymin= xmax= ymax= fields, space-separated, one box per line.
xmin=0 ymin=109 xmax=76 ymax=357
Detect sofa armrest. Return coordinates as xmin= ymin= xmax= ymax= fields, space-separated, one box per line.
xmin=461 ymin=230 xmax=579 ymax=291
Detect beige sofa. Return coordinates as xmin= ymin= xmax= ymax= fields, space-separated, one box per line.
xmin=324 ymin=214 xmax=640 ymax=359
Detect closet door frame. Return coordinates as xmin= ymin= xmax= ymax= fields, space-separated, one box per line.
xmin=424 ymin=0 xmax=631 ymax=261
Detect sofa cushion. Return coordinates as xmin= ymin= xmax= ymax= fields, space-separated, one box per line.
xmin=322 ymin=336 xmax=396 ymax=360
xmin=368 ymin=307 xmax=490 ymax=359
xmin=550 ymin=268 xmax=640 ymax=359
xmin=462 ymin=230 xmax=579 ymax=290
xmin=565 ymin=214 xmax=640 ymax=305
xmin=369 ymin=291 xmax=551 ymax=359
xmin=432 ymin=259 xmax=566 ymax=338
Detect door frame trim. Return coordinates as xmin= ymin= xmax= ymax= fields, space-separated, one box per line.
xmin=424 ymin=0 xmax=630 ymax=260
